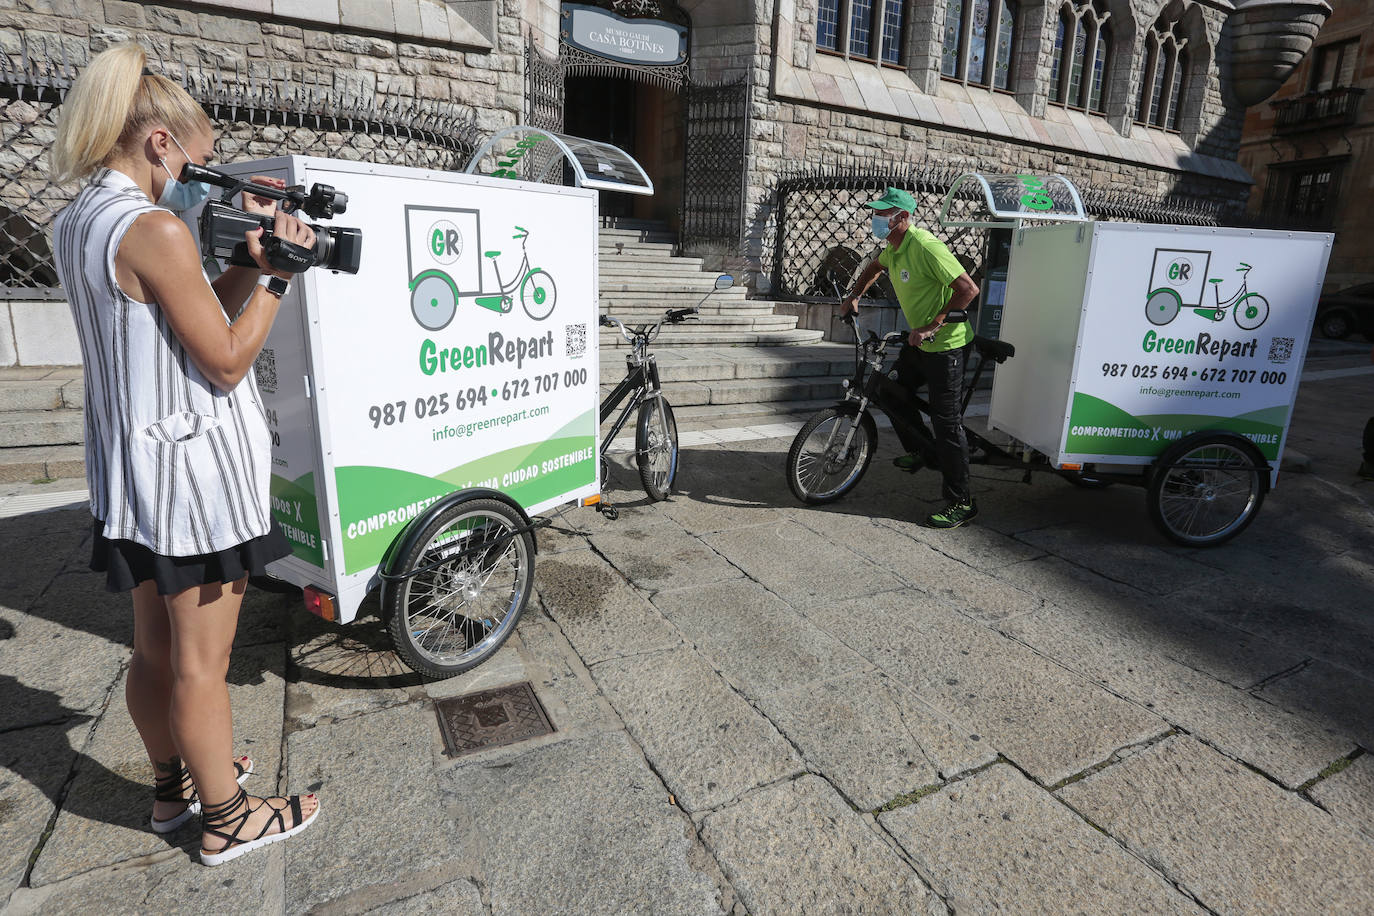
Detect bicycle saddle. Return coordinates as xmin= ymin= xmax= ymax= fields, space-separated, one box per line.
xmin=972 ymin=336 xmax=1015 ymax=363
xmin=485 ymin=251 xmax=501 ymax=258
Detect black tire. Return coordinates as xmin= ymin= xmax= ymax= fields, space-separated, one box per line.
xmin=787 ymin=407 xmax=877 ymax=504
xmin=1147 ymin=431 xmax=1267 ymax=547
xmin=1319 ymin=309 xmax=1352 ymax=340
xmin=636 ymin=397 xmax=679 ymax=500
xmin=383 ymin=497 xmax=534 ymax=678
xmin=1233 ymin=294 xmax=1269 ymax=331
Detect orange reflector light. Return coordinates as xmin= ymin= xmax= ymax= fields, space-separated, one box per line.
xmin=580 ymin=494 xmax=602 ymax=507
xmin=1060 ymin=463 xmax=1082 ymax=471
xmin=303 ymin=587 xmax=336 ymax=622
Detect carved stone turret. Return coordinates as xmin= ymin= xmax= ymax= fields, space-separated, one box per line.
xmin=1226 ymin=0 xmax=1332 ymax=106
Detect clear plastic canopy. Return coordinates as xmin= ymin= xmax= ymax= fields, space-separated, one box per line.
xmin=464 ymin=126 xmax=654 ymax=196
xmin=938 ymin=173 xmax=1086 ymax=229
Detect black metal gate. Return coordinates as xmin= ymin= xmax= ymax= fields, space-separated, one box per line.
xmin=526 ymin=38 xmax=564 ymax=133
xmin=681 ymin=77 xmax=750 ymax=253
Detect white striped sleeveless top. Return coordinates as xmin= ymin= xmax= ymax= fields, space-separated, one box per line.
xmin=53 ymin=168 xmax=274 ymax=557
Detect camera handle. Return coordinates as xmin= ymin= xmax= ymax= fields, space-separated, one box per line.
xmin=180 ymin=164 xmax=347 ymax=219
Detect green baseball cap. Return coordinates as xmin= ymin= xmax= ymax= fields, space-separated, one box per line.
xmin=864 ymin=187 xmax=917 ymax=213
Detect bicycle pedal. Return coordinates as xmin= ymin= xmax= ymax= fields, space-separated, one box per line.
xmin=596 ymin=502 xmax=620 ymax=521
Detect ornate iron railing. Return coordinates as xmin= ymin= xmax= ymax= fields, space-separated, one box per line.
xmin=2 ymin=37 xmax=481 ymax=298
xmin=1272 ymin=86 xmax=1366 ymax=135
xmin=768 ymin=167 xmax=1238 ymax=302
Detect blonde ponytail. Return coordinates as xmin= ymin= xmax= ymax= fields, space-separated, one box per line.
xmin=51 ymin=43 xmax=211 ymax=183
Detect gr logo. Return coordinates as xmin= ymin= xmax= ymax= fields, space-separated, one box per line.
xmin=428 ymin=220 xmax=463 ymax=265
xmin=1165 ymin=257 xmax=1193 ymax=285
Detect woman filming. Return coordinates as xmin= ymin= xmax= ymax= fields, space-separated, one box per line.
xmin=51 ymin=43 xmax=319 ymax=867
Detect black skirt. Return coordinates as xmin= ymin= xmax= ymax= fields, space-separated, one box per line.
xmin=90 ymin=517 xmax=293 ymax=595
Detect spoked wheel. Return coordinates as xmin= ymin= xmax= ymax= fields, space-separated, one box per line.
xmin=520 ymin=269 xmax=557 ymax=321
xmin=636 ymin=397 xmax=679 ymax=500
xmin=787 ymin=407 xmax=877 ymax=504
xmin=1147 ymin=431 xmax=1268 ymax=547
xmin=383 ymin=497 xmax=534 ymax=678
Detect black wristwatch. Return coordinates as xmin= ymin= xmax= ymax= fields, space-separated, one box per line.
xmin=258 ymin=274 xmax=290 ymax=297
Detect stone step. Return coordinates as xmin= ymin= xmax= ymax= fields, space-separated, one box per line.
xmin=670 ymin=398 xmax=834 ymax=427
xmin=0 ymin=409 xmax=84 ymax=448
xmin=598 ymin=230 xmax=677 ymax=246
xmin=601 ymin=315 xmax=798 ymax=336
xmin=598 ymin=293 xmax=750 ymax=307
xmin=600 ymin=328 xmax=826 ymax=348
xmin=600 ymin=304 xmax=778 ymax=320
xmin=599 ymin=375 xmax=842 ymax=410
xmin=598 ymin=348 xmax=851 ymax=385
xmin=598 ymin=261 xmax=720 ymax=275
xmin=0 ymin=444 xmax=85 ymax=484
xmin=597 ymin=243 xmax=682 ymax=258
xmin=0 ymin=371 xmax=84 ymax=413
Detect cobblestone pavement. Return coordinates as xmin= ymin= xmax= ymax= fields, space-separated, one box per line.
xmin=2 ymin=348 xmax=1372 ymax=914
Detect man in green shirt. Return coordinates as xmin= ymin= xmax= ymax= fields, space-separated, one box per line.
xmin=841 ymin=187 xmax=981 ymax=528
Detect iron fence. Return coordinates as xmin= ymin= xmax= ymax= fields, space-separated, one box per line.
xmin=2 ymin=39 xmax=481 ymax=298
xmin=769 ymin=166 xmax=1240 ymax=302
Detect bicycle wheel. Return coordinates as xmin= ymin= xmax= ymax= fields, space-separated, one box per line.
xmin=636 ymin=397 xmax=679 ymax=500
xmin=411 ymin=273 xmax=457 ymax=331
xmin=1233 ymin=294 xmax=1269 ymax=331
xmin=1145 ymin=290 xmax=1180 ymax=326
xmin=1147 ymin=431 xmax=1267 ymax=547
xmin=383 ymin=497 xmax=534 ymax=678
xmin=787 ymin=407 xmax=877 ymax=504
xmin=520 ymin=269 xmax=557 ymax=321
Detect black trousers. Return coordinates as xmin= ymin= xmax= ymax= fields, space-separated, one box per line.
xmin=894 ymin=342 xmax=971 ymax=504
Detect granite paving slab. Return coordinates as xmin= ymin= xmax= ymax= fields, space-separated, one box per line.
xmin=1000 ymin=604 xmax=1353 ymax=788
xmin=0 ymin=525 xmax=90 ymax=615
xmin=284 ymin=700 xmax=456 ymax=912
xmin=285 ymin=608 xmax=422 ymax=730
xmin=1013 ymin=524 xmax=1225 ymax=595
xmin=439 ymin=731 xmax=729 ymax=916
xmin=1253 ymin=659 xmax=1374 ymax=754
xmin=0 ymin=720 xmax=86 ymax=901
xmin=702 ymin=519 xmax=903 ymax=608
xmin=756 ymin=669 xmax=994 ymax=811
xmin=1058 ymin=735 xmax=1374 ymax=915
xmin=700 ymin=775 xmax=937 ymax=916
xmin=4 ymin=846 xmax=285 ymax=915
xmin=1308 ymin=754 xmax=1374 ymax=840
xmin=362 ymin=875 xmax=484 ymax=915
xmin=535 ymin=549 xmax=682 ymax=665
xmin=651 ymin=578 xmax=868 ymax=697
xmin=0 ymin=607 xmax=126 ymax=733
xmin=591 ymin=646 xmax=802 ymax=811
xmin=880 ymin=763 xmax=1201 ymax=914
xmin=803 ymin=589 xmax=1169 ymax=785
xmin=29 ymin=642 xmax=286 ymax=887
xmin=589 ymin=527 xmax=743 ymax=594
xmin=881 ymin=514 xmax=1045 ymax=569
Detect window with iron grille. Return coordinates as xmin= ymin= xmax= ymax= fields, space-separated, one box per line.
xmin=816 ymin=0 xmax=906 ymax=65
xmin=1136 ymin=15 xmax=1189 ymax=131
xmin=1047 ymin=1 xmax=1110 ymax=114
xmin=1309 ymin=38 xmax=1359 ymax=92
xmin=940 ymin=0 xmax=1019 ymax=91
xmin=1262 ymin=159 xmax=1345 ymax=228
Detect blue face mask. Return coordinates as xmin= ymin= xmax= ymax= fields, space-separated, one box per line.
xmin=871 ymin=214 xmax=891 ymax=240
xmin=157 ymin=133 xmax=213 ymax=212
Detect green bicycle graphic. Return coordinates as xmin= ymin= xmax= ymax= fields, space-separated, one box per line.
xmin=410 ymin=225 xmax=557 ymax=330
xmin=1146 ymin=259 xmax=1270 ymax=331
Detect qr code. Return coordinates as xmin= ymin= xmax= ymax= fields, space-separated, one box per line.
xmin=253 ymin=347 xmax=278 ymax=393
xmin=1268 ymin=337 xmax=1294 ymax=364
xmin=565 ymin=323 xmax=587 ymax=359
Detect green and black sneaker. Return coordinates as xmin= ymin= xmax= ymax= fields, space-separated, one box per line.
xmin=928 ymin=500 xmax=978 ymax=529
xmin=892 ymin=453 xmax=924 ymax=472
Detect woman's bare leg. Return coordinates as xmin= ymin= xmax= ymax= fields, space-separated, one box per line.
xmin=127 ymin=581 xmax=188 ymax=821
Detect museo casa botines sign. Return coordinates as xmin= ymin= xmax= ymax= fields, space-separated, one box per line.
xmin=562 ymin=3 xmax=688 ymax=66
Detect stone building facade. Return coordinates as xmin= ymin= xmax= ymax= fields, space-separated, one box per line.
xmin=1237 ymin=0 xmax=1372 ymax=290
xmin=0 ymin=0 xmax=1335 ymax=365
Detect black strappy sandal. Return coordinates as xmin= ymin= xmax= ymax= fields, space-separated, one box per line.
xmin=149 ymin=756 xmax=254 ymax=834
xmin=150 ymin=763 xmax=198 ymax=833
xmin=199 ymin=786 xmax=320 ymax=867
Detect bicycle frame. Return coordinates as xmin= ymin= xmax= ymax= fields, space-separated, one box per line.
xmin=599 ymin=358 xmax=661 ymax=462
xmin=489 ymin=240 xmax=531 ymax=298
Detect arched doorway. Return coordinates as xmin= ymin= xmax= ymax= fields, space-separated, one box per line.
xmin=558 ymin=1 xmax=691 ymax=228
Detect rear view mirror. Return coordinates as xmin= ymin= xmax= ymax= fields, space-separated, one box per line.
xmin=714 ymin=274 xmax=734 ymax=290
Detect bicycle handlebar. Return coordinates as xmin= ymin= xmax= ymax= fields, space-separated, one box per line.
xmin=666 ymin=307 xmax=699 ymax=323
xmin=600 ymin=306 xmax=695 ymax=345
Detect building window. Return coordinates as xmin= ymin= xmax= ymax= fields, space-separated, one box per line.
xmin=816 ymin=1 xmax=907 ymax=64
xmin=1048 ymin=1 xmax=1111 ymax=114
xmin=1262 ymin=159 xmax=1346 ymax=229
xmin=1137 ymin=15 xmax=1189 ymax=131
xmin=941 ymin=0 xmax=1019 ymax=90
xmin=1309 ymin=39 xmax=1359 ymax=92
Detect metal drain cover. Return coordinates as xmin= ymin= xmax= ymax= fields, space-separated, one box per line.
xmin=433 ymin=682 xmax=554 ymax=757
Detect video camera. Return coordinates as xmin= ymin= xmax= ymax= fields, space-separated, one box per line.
xmin=181 ymin=163 xmax=363 ymax=275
